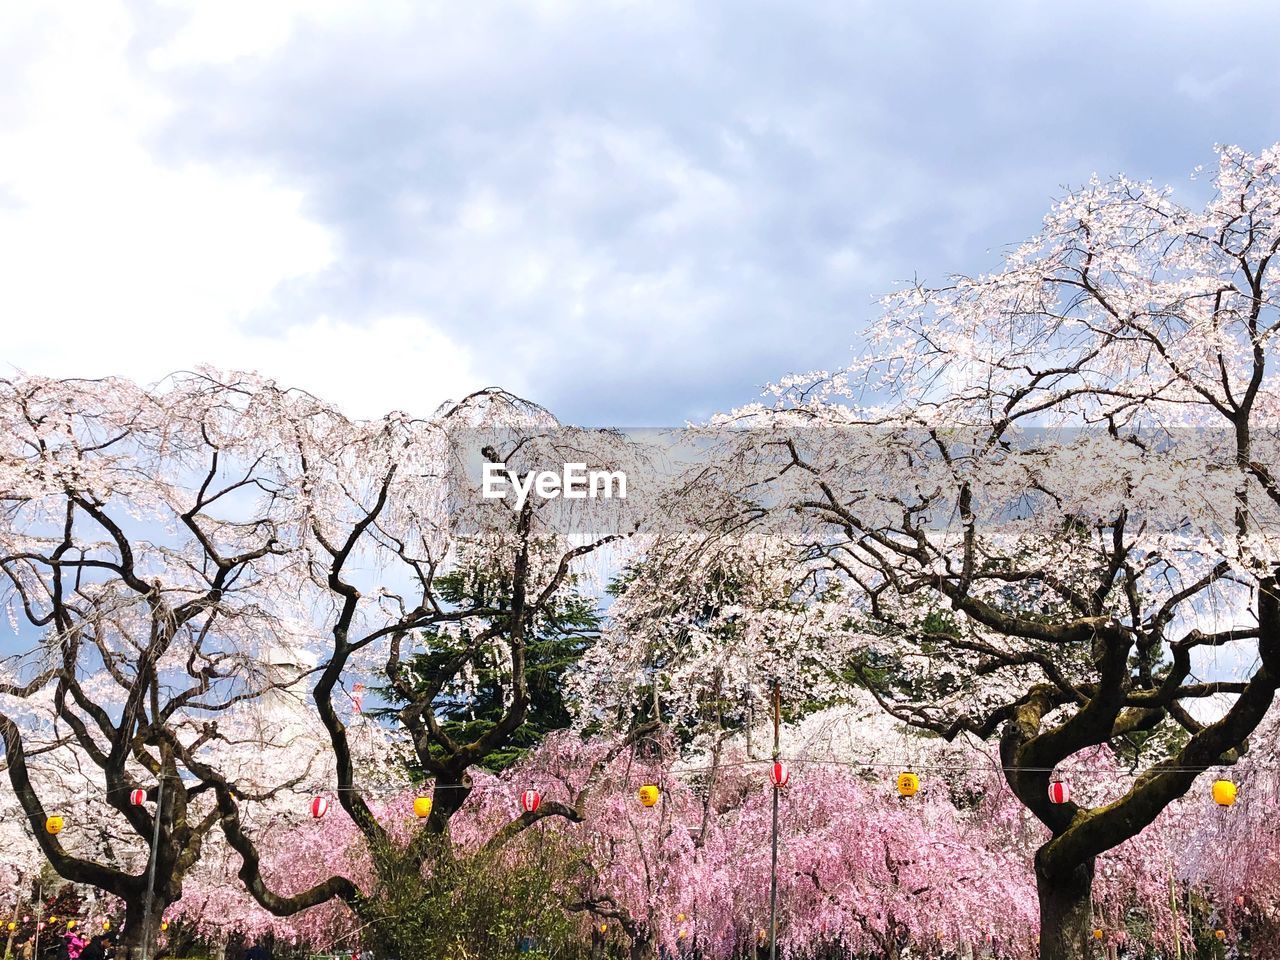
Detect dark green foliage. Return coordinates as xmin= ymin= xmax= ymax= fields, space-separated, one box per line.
xmin=375 ymin=569 xmax=600 ymax=773
xmin=361 ymin=833 xmax=583 ymax=960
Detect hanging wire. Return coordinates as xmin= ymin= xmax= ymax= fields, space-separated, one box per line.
xmin=8 ymin=754 xmax=1267 ymax=811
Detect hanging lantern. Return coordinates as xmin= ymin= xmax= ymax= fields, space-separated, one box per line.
xmin=161 ymin=921 xmax=169 ymax=932
xmin=897 ymin=772 xmax=919 ymax=797
xmin=45 ymin=816 xmax=64 ymax=835
xmin=678 ymin=928 xmax=688 ymax=940
xmin=129 ymin=789 xmax=146 ymax=807
xmin=6 ymin=923 xmax=14 ymax=932
xmin=102 ymin=920 xmax=110 ymax=931
xmin=1215 ymin=929 xmax=1227 ymax=940
xmin=520 ymin=790 xmax=541 ymax=814
xmin=676 ymin=913 xmax=686 ymax=923
xmin=1048 ymin=780 xmax=1071 ymax=804
xmin=413 ymin=796 xmax=433 ymax=819
xmin=638 ymin=785 xmax=660 ymax=807
xmin=1212 ymin=779 xmax=1237 ymax=806
xmin=598 ymin=923 xmax=608 ymax=934
xmin=1092 ymin=929 xmax=1104 ymax=940
xmin=310 ymin=796 xmax=330 ymax=820
xmin=67 ymin=920 xmax=76 ymax=929
xmin=769 ymin=761 xmax=790 ymax=788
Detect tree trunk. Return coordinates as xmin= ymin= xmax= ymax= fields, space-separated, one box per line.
xmin=628 ymin=934 xmax=656 ymax=960
xmin=114 ymin=898 xmax=166 ymax=960
xmin=1036 ymin=852 xmax=1096 ymax=960
xmin=425 ymin=770 xmax=473 ymax=834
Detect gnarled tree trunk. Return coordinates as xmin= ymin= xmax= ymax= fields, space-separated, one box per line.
xmin=1036 ymin=851 xmax=1095 ymax=960
xmin=115 ymin=897 xmax=168 ymax=960
xmin=628 ymin=933 xmax=656 ymax=960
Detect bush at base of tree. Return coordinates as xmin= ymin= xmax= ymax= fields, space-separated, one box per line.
xmin=360 ymin=832 xmax=583 ymax=960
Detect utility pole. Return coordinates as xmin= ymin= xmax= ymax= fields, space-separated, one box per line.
xmin=31 ymin=882 xmax=41 ymax=960
xmin=768 ymin=680 xmax=781 ymax=960
xmin=140 ymin=776 xmax=166 ymax=960
xmin=4 ymin=884 xmax=21 ymax=960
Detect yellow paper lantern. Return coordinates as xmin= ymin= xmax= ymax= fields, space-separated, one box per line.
xmin=1093 ymin=928 xmax=1104 ymax=940
xmin=598 ymin=923 xmax=607 ymax=934
xmin=897 ymin=772 xmax=920 ymax=797
xmin=161 ymin=921 xmax=169 ymax=932
xmin=102 ymin=920 xmax=111 ymax=931
xmin=413 ymin=796 xmax=433 ymax=819
xmin=1215 ymin=929 xmax=1227 ymax=940
xmin=6 ymin=922 xmax=14 ymax=932
xmin=45 ymin=816 xmax=64 ymax=835
xmin=678 ymin=928 xmax=688 ymax=940
xmin=676 ymin=913 xmax=686 ymax=922
xmin=1212 ymin=779 xmax=1237 ymax=806
xmin=67 ymin=920 xmax=75 ymax=929
xmin=638 ymin=785 xmax=660 ymax=807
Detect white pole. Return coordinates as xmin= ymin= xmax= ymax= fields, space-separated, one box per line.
xmin=140 ymin=778 xmax=165 ymax=960
xmin=768 ymin=681 xmax=781 ymax=960
xmin=31 ymin=884 xmax=40 ymax=960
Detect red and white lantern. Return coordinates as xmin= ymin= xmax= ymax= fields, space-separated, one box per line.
xmin=1048 ymin=781 xmax=1071 ymax=804
xmin=129 ymin=789 xmax=146 ymax=807
xmin=310 ymin=796 xmax=330 ymax=820
xmin=769 ymin=761 xmax=790 ymax=788
xmin=520 ymin=790 xmax=541 ymax=814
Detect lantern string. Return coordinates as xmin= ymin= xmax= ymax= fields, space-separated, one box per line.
xmin=8 ymin=758 xmax=1269 ymax=817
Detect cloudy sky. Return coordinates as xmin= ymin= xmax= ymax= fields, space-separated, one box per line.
xmin=3 ymin=1 xmax=1280 ymax=424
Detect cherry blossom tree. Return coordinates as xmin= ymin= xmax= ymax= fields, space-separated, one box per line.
xmin=0 ymin=371 xmax=659 ymax=954
xmin=155 ymin=385 xmax=667 ymax=954
xmin=158 ymin=704 xmax=1264 ymax=960
xmin=0 ymin=372 xmax=352 ymax=956
xmin=168 ymin=729 xmax=668 ymax=958
xmin=579 ymin=535 xmax=859 ymax=737
xmin=585 ymin=142 xmax=1280 ymax=960
xmin=846 ymin=142 xmax=1280 ymax=960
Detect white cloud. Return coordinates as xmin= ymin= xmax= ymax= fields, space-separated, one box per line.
xmin=143 ymin=0 xmax=364 ymax=69
xmin=201 ymin=314 xmax=490 ymax=420
xmin=1175 ymin=68 xmax=1243 ymax=104
xmin=0 ymin=1 xmax=484 ymax=418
